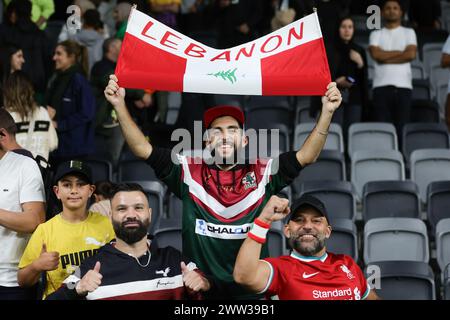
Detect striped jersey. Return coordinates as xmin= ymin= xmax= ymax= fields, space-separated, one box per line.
xmin=147 ymin=148 xmax=302 ymax=298
xmin=47 ymin=240 xmax=202 ymax=300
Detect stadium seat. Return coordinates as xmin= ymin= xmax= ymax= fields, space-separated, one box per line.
xmin=117 ymin=159 xmax=158 ymax=182
xmin=246 ymin=99 xmax=292 ymax=130
xmin=84 ymin=159 xmax=113 ymax=183
xmin=427 ymin=181 xmax=450 ymax=232
xmin=293 ymin=150 xmax=346 ymax=187
xmin=410 ymin=149 xmax=450 ymax=203
xmin=294 ymin=97 xmax=315 ymax=124
xmin=277 ymin=186 xmax=292 ymax=203
xmin=364 ymin=261 xmax=436 ymax=300
xmin=412 ymin=79 xmax=431 ymax=100
xmin=294 ymin=123 xmax=344 ymax=153
xmin=348 ymin=122 xmax=398 ymax=158
xmin=268 ymin=229 xmax=287 ymax=257
xmin=297 ymin=181 xmax=356 ymax=221
xmin=363 ymin=218 xmax=429 ymax=264
xmin=351 ymin=150 xmax=405 ymax=200
xmin=411 ymin=99 xmax=440 ymax=123
xmin=159 ymin=193 xmax=183 ymax=229
xmin=444 ymin=263 xmax=450 ymax=300
xmin=362 ymin=180 xmax=420 ymax=222
xmin=122 ymin=180 xmax=165 ymax=235
xmin=430 ymin=65 xmax=450 ymax=101
xmin=411 ymin=58 xmax=425 ymax=79
xmin=326 ymin=219 xmax=358 ymax=262
xmin=422 ymin=42 xmax=444 ymax=78
xmin=402 ymin=123 xmax=450 ymax=163
xmin=436 ymin=218 xmax=450 ymax=272
xmin=437 ymin=82 xmax=449 ymax=120
xmin=153 ymin=227 xmax=182 ymax=252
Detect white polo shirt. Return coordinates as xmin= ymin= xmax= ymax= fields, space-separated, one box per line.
xmin=0 ymin=151 xmax=45 ymax=287
xmin=369 ymin=26 xmax=417 ymax=89
xmin=443 ymin=35 xmax=450 ymax=93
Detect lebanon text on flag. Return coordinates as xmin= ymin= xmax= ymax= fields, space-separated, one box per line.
xmin=115 ymin=7 xmax=331 ymax=96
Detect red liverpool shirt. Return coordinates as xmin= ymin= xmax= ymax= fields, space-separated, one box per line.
xmin=262 ymin=251 xmax=370 ymax=300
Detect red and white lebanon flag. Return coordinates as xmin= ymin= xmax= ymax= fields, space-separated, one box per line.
xmin=115 ymin=7 xmax=331 ymax=96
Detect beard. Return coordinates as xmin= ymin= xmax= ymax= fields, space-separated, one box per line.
xmin=112 ymin=217 xmax=150 ymax=244
xmin=288 ymin=232 xmax=326 ymax=256
xmin=210 ymin=141 xmax=245 ymax=166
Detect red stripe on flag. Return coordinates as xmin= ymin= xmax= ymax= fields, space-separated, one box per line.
xmin=261 ymin=38 xmax=331 ymax=96
xmin=115 ymin=33 xmax=187 ymax=92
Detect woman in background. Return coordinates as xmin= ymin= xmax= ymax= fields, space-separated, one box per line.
xmin=45 ymin=40 xmax=96 ymax=167
xmin=3 ymin=71 xmax=58 ymax=161
xmin=331 ymin=16 xmax=369 ymax=134
xmin=0 ymin=45 xmax=25 ymax=102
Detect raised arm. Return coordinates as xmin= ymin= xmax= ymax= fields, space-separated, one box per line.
xmin=233 ymin=196 xmax=290 ymax=292
xmin=104 ymin=75 xmax=153 ymax=159
xmin=296 ymin=82 xmax=342 ymax=167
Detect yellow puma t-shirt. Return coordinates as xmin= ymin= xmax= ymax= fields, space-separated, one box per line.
xmin=19 ymin=211 xmax=115 ymax=299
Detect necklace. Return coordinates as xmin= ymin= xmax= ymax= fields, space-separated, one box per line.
xmin=130 ymin=249 xmax=151 ymax=268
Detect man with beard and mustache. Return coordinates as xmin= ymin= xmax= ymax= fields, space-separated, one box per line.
xmin=234 ymin=195 xmax=380 ymax=300
xmin=47 ymin=183 xmax=211 ymax=300
xmin=105 ymin=74 xmax=342 ymax=299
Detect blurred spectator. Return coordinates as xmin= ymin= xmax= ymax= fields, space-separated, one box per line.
xmin=369 ymin=0 xmax=417 ymax=136
xmin=179 ymin=0 xmax=207 ymax=34
xmin=0 ymin=0 xmax=52 ymax=103
xmin=331 ymin=16 xmax=369 ymax=132
xmin=68 ymin=9 xmax=105 ymax=74
xmin=211 ymin=0 xmax=263 ymax=49
xmin=3 ymin=71 xmax=58 ymax=161
xmin=90 ymin=37 xmax=126 ymax=166
xmin=58 ymin=0 xmax=111 ymax=42
xmin=0 ymin=108 xmax=45 ymax=300
xmin=113 ymin=1 xmax=131 ymax=39
xmin=443 ymin=35 xmax=450 ymax=130
xmin=0 ymin=45 xmax=25 ymax=103
xmin=4 ymin=0 xmax=55 ymax=29
xmin=97 ymin=0 xmax=119 ymax=36
xmin=45 ymin=40 xmax=96 ymax=167
xmin=409 ymin=0 xmax=441 ymax=32
xmin=149 ymin=0 xmax=181 ymax=29
xmin=89 ymin=180 xmax=114 ymax=217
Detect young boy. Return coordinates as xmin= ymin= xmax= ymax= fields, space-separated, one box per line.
xmin=17 ymin=160 xmax=115 ymax=299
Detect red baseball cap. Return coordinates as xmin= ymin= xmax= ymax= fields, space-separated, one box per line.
xmin=203 ymin=105 xmax=245 ymax=129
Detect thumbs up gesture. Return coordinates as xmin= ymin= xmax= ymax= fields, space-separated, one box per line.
xmin=34 ymin=243 xmax=59 ymax=271
xmin=181 ymin=261 xmax=210 ymax=292
xmin=76 ymin=262 xmax=102 ymax=296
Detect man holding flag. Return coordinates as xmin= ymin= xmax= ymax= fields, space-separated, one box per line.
xmin=104 ymin=6 xmax=341 ymax=299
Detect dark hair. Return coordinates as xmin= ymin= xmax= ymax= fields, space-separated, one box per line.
xmin=57 ymin=40 xmax=90 ymax=77
xmin=93 ymin=180 xmax=115 ymax=199
xmin=381 ymin=0 xmax=403 ymax=11
xmin=0 ymin=45 xmax=22 ymax=83
xmin=102 ymin=37 xmax=120 ymax=57
xmin=83 ymin=9 xmax=103 ymax=30
xmin=110 ymin=183 xmax=145 ymax=199
xmin=5 ymin=0 xmax=32 ymax=24
xmin=3 ymin=71 xmax=37 ymax=121
xmin=0 ymin=107 xmax=18 ymax=134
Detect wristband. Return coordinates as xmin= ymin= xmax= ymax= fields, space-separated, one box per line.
xmin=248 ymin=218 xmax=270 ymax=244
